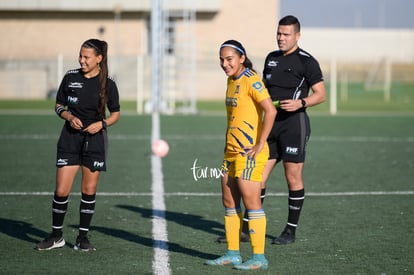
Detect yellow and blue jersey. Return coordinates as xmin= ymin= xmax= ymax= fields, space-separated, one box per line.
xmin=224 ymin=68 xmax=271 ymax=161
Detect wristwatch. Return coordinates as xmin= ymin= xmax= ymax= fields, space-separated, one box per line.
xmin=102 ymin=120 xmax=107 ymax=129
xmin=300 ymin=98 xmax=306 ymax=108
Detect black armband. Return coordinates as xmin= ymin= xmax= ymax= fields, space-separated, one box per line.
xmin=55 ymin=106 xmax=65 ymax=118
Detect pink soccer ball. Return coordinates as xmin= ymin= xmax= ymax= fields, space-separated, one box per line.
xmin=151 ymin=139 xmax=169 ymax=157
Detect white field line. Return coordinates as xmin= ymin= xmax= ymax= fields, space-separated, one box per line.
xmin=151 ymin=112 xmax=171 ymax=275
xmin=1 ymin=191 xmax=413 ymax=196
xmin=1 ymin=134 xmax=414 ymax=143
xmin=2 ymin=110 xmax=414 ymax=117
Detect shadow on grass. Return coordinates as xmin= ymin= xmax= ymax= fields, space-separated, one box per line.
xmin=0 ymin=217 xmax=47 ymax=244
xmin=116 ymin=204 xmax=276 ymax=242
xmin=91 ymin=225 xmax=217 ymax=259
xmin=117 ymin=204 xmax=224 ymax=236
xmin=92 ymin=204 xmax=223 ymax=259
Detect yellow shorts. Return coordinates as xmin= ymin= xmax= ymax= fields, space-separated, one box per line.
xmin=221 ymin=153 xmax=267 ymax=182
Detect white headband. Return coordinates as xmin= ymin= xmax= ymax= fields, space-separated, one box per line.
xmin=220 ymin=44 xmax=245 ymax=55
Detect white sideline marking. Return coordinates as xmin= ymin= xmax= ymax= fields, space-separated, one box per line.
xmin=0 ymin=191 xmax=413 ymax=196
xmin=151 ymin=112 xmax=171 ymax=275
xmin=1 ymin=133 xmax=413 ymax=143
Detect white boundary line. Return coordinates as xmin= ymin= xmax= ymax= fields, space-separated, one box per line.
xmin=1 ymin=134 xmax=414 ymax=143
xmin=151 ymin=112 xmax=171 ymax=275
xmin=0 ymin=191 xmax=413 ymax=196
xmin=1 ymin=110 xmax=414 ymax=117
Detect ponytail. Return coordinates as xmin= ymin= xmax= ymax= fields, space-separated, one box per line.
xmin=81 ymin=39 xmax=109 ymax=120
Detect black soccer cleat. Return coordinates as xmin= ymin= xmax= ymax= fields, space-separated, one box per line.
xmin=271 ymin=228 xmax=295 ymax=245
xmin=73 ymin=235 xmax=96 ymax=251
xmin=36 ymin=233 xmax=66 ymax=250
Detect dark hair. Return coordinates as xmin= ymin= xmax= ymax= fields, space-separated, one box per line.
xmin=81 ymin=39 xmax=108 ymax=120
xmin=220 ymin=39 xmax=255 ymax=72
xmin=279 ymin=15 xmax=301 ymax=33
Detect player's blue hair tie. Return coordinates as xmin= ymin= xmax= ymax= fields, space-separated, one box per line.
xmin=220 ymin=43 xmax=245 ymax=55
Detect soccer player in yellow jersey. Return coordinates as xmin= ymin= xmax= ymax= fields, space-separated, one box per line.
xmin=206 ymin=40 xmax=276 ymax=270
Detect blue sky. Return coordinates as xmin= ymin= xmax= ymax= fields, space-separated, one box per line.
xmin=280 ymin=0 xmax=414 ymax=29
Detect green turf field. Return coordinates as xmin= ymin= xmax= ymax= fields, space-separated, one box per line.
xmin=0 ymin=100 xmax=413 ymax=274
xmin=0 ymin=80 xmax=413 ymax=114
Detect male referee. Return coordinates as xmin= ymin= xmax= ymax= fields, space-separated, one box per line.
xmin=262 ymin=15 xmax=326 ymax=245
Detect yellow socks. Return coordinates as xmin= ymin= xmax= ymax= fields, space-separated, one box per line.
xmin=247 ymin=209 xmax=266 ymax=254
xmin=224 ymin=208 xmax=241 ymax=251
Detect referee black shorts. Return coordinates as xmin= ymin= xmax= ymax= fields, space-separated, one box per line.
xmin=267 ymin=111 xmax=310 ymax=163
xmin=56 ymin=124 xmax=108 ymax=171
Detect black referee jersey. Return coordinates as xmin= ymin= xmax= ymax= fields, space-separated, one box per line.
xmin=262 ymin=47 xmax=323 ymax=105
xmin=56 ymin=69 xmax=120 ymax=127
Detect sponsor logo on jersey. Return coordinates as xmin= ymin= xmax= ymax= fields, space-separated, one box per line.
xmin=267 ymin=60 xmax=278 ymax=67
xmin=226 ymin=97 xmax=238 ymax=107
xmin=68 ymin=82 xmax=83 ymax=88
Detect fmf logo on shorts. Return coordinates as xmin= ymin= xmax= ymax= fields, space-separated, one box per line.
xmin=286 ymin=146 xmax=299 ymax=155
xmin=93 ymin=161 xmax=105 ymax=168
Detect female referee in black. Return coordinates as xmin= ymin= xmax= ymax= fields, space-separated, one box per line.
xmin=36 ymin=39 xmax=120 ymax=251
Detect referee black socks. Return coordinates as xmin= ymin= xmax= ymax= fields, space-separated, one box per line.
xmin=79 ymin=193 xmax=96 ymax=237
xmin=286 ymin=189 xmax=305 ymax=232
xmin=52 ymin=193 xmax=69 ymax=237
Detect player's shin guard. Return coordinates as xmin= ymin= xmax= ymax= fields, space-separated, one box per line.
xmin=52 ymin=193 xmax=68 ymax=236
xmin=79 ymin=193 xmax=96 ymax=237
xmin=247 ymin=209 xmax=266 ymax=254
xmin=225 ymin=207 xmax=241 ymax=251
